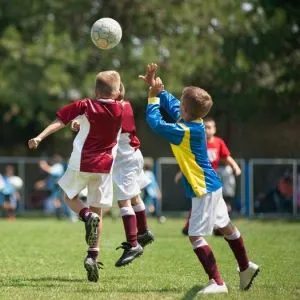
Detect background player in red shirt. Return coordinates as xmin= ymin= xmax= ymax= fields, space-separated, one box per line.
xmin=28 ymin=70 xmax=123 ymax=283
xmin=181 ymin=117 xmax=241 ymax=235
xmin=205 ymin=117 xmax=241 ymax=175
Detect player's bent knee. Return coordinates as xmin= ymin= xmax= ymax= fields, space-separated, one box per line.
xmin=218 ymin=222 xmax=236 ymax=236
xmin=130 ymin=195 xmax=141 ymax=206
xmin=190 ymin=237 xmax=208 ymax=249
xmin=117 ymin=199 xmax=131 ymax=208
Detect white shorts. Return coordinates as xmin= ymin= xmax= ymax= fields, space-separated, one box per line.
xmin=58 ymin=168 xmax=113 ymax=208
xmin=188 ymin=188 xmax=230 ymax=236
xmin=113 ymin=149 xmax=150 ymax=200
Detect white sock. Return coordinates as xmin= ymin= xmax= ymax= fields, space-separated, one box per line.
xmin=88 ymin=247 xmax=99 ymax=252
xmin=120 ymin=206 xmax=135 ymax=216
xmin=132 ymin=202 xmax=145 ymax=212
xmin=224 ymin=229 xmax=241 ymax=240
xmin=192 ymin=238 xmax=208 ymax=249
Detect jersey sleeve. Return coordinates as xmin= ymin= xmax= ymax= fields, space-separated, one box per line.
xmin=146 ymin=97 xmax=184 ymax=145
xmin=56 ymin=100 xmax=87 ymax=125
xmin=158 ymin=90 xmax=181 ymax=121
xmin=219 ymin=138 xmax=230 ymax=158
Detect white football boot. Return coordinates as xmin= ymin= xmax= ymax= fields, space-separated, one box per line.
xmin=197 ymin=279 xmax=228 ymax=295
xmin=239 ymin=261 xmax=260 ymax=290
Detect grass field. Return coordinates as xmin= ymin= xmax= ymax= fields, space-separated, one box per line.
xmin=1 ymin=218 xmax=300 ymax=300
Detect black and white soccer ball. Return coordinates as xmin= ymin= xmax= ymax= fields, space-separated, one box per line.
xmin=91 ymin=18 xmax=122 ymax=50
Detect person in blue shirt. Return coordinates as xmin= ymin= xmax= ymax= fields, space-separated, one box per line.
xmin=143 ymin=158 xmax=166 ymax=222
xmin=36 ymin=155 xmax=65 ymax=219
xmin=139 ymin=63 xmax=259 ymax=295
xmin=0 ymin=165 xmax=22 ymax=220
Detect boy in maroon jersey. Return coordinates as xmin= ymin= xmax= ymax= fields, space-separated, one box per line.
xmin=113 ymin=83 xmax=154 ymax=266
xmin=181 ymin=117 xmax=241 ymax=235
xmin=28 ymin=70 xmax=123 ymax=282
xmin=71 ymin=82 xmax=154 ymax=267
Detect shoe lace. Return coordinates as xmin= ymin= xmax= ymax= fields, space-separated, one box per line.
xmin=116 ymin=242 xmax=132 ymax=251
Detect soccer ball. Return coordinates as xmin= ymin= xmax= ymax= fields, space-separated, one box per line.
xmin=91 ymin=18 xmax=122 ymax=50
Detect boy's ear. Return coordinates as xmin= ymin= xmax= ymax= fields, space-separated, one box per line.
xmin=113 ymin=90 xmax=121 ymax=100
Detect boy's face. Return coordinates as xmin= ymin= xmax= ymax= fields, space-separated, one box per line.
xmin=204 ymin=120 xmax=216 ymax=138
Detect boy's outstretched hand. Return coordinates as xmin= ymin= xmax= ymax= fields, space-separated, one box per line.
xmin=139 ymin=63 xmax=158 ymax=86
xmin=28 ymin=137 xmax=41 ymax=150
xmin=148 ymin=77 xmax=164 ymax=98
xmin=71 ymin=120 xmax=80 ymax=132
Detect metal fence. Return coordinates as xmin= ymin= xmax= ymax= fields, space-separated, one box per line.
xmin=156 ymin=157 xmax=246 ymax=214
xmin=1 ymin=156 xmax=300 ymax=217
xmin=248 ymin=159 xmax=298 ymax=216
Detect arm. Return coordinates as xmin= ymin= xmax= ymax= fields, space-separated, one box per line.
xmin=222 ymin=156 xmax=241 ymax=176
xmin=146 ymin=78 xmax=184 ymax=144
xmin=39 ymin=160 xmax=52 ymax=173
xmin=28 ymin=100 xmax=86 ymax=150
xmin=158 ymin=90 xmax=181 ymax=121
xmin=28 ymin=119 xmax=65 ymax=149
xmin=146 ymin=99 xmax=184 ymax=145
xmin=139 ymin=63 xmax=181 ymax=121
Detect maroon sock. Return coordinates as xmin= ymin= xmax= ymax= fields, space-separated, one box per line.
xmin=193 ymin=245 xmax=224 ymax=285
xmin=225 ymin=236 xmax=249 ymax=271
xmin=135 ymin=210 xmax=148 ymax=235
xmin=87 ymin=248 xmax=99 ymax=260
xmin=79 ymin=207 xmax=91 ymax=222
xmin=122 ymin=215 xmax=138 ymax=247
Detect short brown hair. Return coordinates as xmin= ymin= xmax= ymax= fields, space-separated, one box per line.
xmin=118 ymin=82 xmax=125 ymax=100
xmin=95 ymin=70 xmax=121 ymax=98
xmin=181 ymin=87 xmax=213 ymax=119
xmin=203 ymin=116 xmax=215 ymax=123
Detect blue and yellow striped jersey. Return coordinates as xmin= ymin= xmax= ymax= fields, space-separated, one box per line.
xmin=146 ymin=90 xmax=222 ymax=198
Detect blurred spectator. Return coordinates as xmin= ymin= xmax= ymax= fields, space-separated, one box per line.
xmin=218 ymin=165 xmax=237 ymax=214
xmin=0 ymin=165 xmax=23 ymax=220
xmin=143 ymin=158 xmax=166 ymax=223
xmin=35 ymin=155 xmax=66 ymax=219
xmin=254 ymin=174 xmax=293 ymax=213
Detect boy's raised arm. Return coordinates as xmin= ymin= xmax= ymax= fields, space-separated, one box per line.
xmin=139 ymin=63 xmax=180 ymax=121
xmin=28 ymin=119 xmax=65 ymax=149
xmin=146 ymin=78 xmax=184 ymax=145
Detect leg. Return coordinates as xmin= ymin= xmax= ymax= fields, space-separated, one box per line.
xmin=131 ymin=195 xmax=154 ymax=247
xmin=215 ymin=194 xmax=260 ymax=290
xmin=115 ymin=199 xmax=143 ymax=267
xmin=189 ymin=235 xmax=224 ymax=286
xmin=131 ymin=195 xmax=148 ymax=235
xmin=189 ymin=192 xmax=228 ymax=294
xmin=218 ymin=222 xmax=249 ymax=271
xmin=118 ymin=199 xmax=138 ymax=247
xmin=182 ymin=209 xmax=191 ymax=236
xmin=84 ymin=206 xmax=103 ymax=282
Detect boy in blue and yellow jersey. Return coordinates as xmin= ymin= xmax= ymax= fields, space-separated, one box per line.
xmin=139 ymin=64 xmax=259 ymax=295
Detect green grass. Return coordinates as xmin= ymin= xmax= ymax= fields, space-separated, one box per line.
xmin=0 ymin=218 xmax=300 ymax=300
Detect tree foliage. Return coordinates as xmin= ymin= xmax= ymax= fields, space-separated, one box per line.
xmin=0 ymin=0 xmax=299 ymax=153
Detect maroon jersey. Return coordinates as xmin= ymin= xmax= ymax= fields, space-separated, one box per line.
xmin=56 ymin=98 xmax=123 ymax=173
xmin=117 ymin=100 xmax=140 ymax=156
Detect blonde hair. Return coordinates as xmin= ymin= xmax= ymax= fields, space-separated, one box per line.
xmin=118 ymin=82 xmax=125 ymax=100
xmin=181 ymin=87 xmax=213 ymax=119
xmin=95 ymin=70 xmax=121 ymax=98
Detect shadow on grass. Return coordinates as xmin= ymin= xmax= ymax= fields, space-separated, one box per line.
xmin=181 ymin=285 xmax=203 ymax=300
xmin=28 ymin=276 xmax=86 ymax=283
xmin=1 ymin=276 xmax=86 ymax=288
